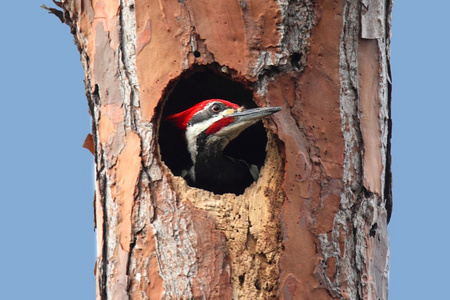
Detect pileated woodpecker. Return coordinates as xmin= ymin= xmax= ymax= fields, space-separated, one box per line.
xmin=167 ymin=99 xmax=281 ymax=194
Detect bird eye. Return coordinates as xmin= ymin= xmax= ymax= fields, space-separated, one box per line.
xmin=211 ymin=103 xmax=222 ymax=113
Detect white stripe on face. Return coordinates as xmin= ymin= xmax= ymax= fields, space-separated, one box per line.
xmin=185 ymin=107 xmax=237 ymax=163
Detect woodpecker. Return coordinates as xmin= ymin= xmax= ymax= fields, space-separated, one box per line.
xmin=167 ymin=99 xmax=281 ymax=194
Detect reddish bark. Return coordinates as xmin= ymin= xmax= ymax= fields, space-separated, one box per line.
xmin=55 ymin=0 xmax=392 ymax=298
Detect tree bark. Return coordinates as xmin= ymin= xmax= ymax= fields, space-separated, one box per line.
xmin=57 ymin=0 xmax=392 ymax=299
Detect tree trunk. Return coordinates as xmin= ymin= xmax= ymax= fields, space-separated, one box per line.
xmin=57 ymin=0 xmax=392 ymax=299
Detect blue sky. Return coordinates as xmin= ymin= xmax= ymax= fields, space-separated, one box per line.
xmin=0 ymin=1 xmax=447 ymax=299
xmin=389 ymin=1 xmax=450 ymax=298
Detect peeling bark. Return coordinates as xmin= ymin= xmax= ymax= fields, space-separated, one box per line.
xmin=56 ymin=0 xmax=392 ymax=298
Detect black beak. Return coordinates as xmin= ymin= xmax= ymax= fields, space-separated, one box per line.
xmin=210 ymin=106 xmax=281 ymax=139
xmin=228 ymin=106 xmax=282 ymax=124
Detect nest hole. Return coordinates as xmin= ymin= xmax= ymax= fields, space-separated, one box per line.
xmin=158 ymin=65 xmax=269 ymax=194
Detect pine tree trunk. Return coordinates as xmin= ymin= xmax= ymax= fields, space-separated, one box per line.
xmin=58 ymin=0 xmax=392 ymax=298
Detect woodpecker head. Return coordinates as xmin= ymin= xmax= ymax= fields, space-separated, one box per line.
xmin=167 ymin=99 xmax=281 ymax=165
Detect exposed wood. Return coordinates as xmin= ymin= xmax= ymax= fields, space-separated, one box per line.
xmin=57 ymin=0 xmax=392 ymax=298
